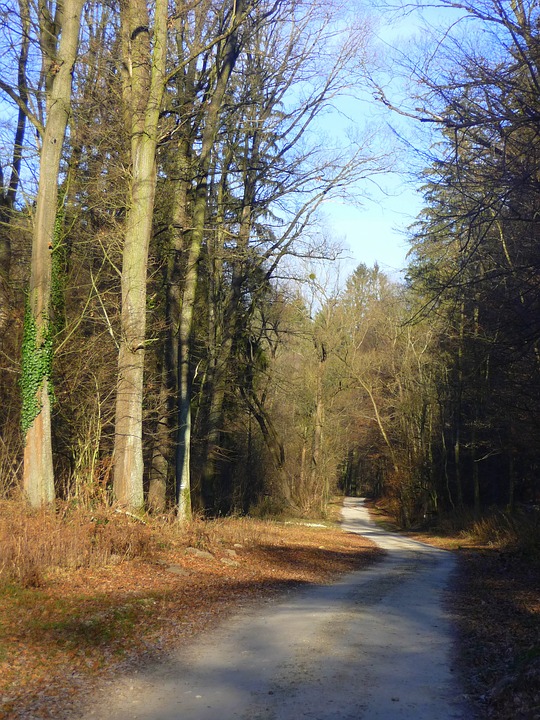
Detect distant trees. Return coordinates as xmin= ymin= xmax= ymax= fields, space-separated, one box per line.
xmin=259 ymin=265 xmax=417 ymax=519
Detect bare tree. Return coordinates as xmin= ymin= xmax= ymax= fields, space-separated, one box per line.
xmin=112 ymin=0 xmax=168 ymax=511
xmin=12 ymin=0 xmax=84 ymax=507
xmin=155 ymin=0 xmax=385 ymax=518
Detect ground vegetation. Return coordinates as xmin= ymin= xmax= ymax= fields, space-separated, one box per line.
xmin=0 ymin=499 xmax=381 ymax=719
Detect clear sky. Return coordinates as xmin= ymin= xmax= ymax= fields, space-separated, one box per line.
xmin=324 ymin=176 xmax=423 ymax=279
xmin=314 ymin=2 xmax=448 ymax=281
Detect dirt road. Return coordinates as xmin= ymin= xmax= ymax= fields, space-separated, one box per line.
xmin=76 ymin=498 xmax=473 ymax=720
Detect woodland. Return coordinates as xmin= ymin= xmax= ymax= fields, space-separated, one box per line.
xmin=0 ymin=0 xmax=539 ymax=527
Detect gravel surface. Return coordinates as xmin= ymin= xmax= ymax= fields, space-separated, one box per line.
xmin=75 ymin=498 xmax=474 ymax=720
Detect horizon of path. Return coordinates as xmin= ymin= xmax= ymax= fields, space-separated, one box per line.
xmin=74 ymin=497 xmax=474 ymax=720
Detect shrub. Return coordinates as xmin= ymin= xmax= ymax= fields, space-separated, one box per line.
xmin=469 ymin=507 xmax=540 ymax=558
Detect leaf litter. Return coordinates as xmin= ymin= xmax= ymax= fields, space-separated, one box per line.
xmin=0 ymin=513 xmax=382 ymax=720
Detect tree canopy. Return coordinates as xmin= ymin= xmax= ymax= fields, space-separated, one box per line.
xmin=0 ymin=0 xmax=538 ymax=525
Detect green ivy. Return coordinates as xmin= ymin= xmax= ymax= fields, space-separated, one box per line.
xmin=51 ymin=195 xmax=67 ymax=334
xmin=20 ymin=303 xmax=54 ymax=437
xmin=20 ymin=195 xmax=66 ymax=437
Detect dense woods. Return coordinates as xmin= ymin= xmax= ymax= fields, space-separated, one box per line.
xmin=0 ymin=0 xmax=539 ymax=527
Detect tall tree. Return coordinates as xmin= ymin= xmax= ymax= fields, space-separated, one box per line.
xmin=167 ymin=0 xmax=380 ymax=517
xmin=373 ymin=0 xmax=540 ymax=513
xmin=16 ymin=0 xmax=84 ymax=507
xmin=112 ymin=0 xmax=168 ymax=510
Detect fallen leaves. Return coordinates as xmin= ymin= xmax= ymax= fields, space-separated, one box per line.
xmin=0 ymin=517 xmax=382 ymax=720
xmin=451 ymin=550 xmax=540 ymax=720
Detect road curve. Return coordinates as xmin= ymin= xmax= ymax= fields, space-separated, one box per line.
xmin=76 ymin=497 xmax=473 ymax=720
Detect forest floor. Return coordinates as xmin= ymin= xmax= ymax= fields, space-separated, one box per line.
xmin=0 ymin=498 xmax=538 ymax=719
xmin=0 ymin=502 xmax=382 ymax=720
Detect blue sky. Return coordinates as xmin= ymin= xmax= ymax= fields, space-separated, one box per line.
xmin=324 ymin=175 xmax=423 ymax=278
xmin=313 ymin=2 xmax=453 ymax=280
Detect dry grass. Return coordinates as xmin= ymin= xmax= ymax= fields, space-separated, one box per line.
xmin=0 ymin=500 xmax=382 ymax=720
xmin=467 ymin=508 xmax=540 ymax=557
xmin=0 ymin=502 xmax=157 ymax=588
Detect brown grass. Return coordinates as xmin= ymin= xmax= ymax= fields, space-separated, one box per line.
xmin=0 ymin=502 xmax=157 ymax=587
xmin=0 ymin=500 xmax=382 ymax=720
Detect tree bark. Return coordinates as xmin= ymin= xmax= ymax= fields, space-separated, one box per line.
xmin=22 ymin=0 xmax=84 ymax=507
xmin=113 ymin=0 xmax=168 ymax=510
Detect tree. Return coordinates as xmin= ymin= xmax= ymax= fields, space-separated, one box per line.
xmin=15 ymin=0 xmax=85 ymax=507
xmin=371 ymin=0 xmax=540 ymax=513
xmin=0 ymin=0 xmax=387 ymax=516
xmin=112 ymin=0 xmax=168 ymax=511
xmin=147 ymin=0 xmax=383 ymax=518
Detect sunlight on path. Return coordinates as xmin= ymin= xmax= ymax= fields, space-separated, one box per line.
xmin=76 ymin=498 xmax=474 ymax=720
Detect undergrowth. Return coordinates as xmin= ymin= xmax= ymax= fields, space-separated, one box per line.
xmin=432 ymin=505 xmax=540 ymax=559
xmin=467 ymin=508 xmax=540 ymax=559
xmin=0 ymin=502 xmax=284 ymax=589
xmin=0 ymin=502 xmax=157 ymax=587
xmin=372 ymin=495 xmax=540 ymax=560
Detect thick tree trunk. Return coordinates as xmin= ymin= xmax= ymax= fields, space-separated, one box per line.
xmin=113 ymin=138 xmax=157 ymax=510
xmin=22 ymin=0 xmax=83 ymax=507
xmin=113 ymin=0 xmax=167 ymax=511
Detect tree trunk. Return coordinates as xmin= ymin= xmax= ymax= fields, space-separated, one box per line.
xmin=0 ymin=204 xmax=12 ymax=339
xmin=148 ymin=132 xmax=191 ymax=510
xmin=176 ymin=278 xmax=194 ymax=520
xmin=113 ymin=0 xmax=168 ymax=511
xmin=22 ymin=0 xmax=84 ymax=507
xmin=199 ymin=174 xmax=254 ymax=508
xmin=175 ymin=4 xmax=244 ymax=520
xmin=148 ymin=356 xmax=170 ymax=512
xmin=507 ymin=453 xmax=515 ymax=511
xmin=453 ymin=303 xmax=465 ymax=508
xmin=308 ymin=353 xmax=325 ymax=511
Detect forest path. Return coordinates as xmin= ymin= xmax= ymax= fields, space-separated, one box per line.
xmin=76 ymin=498 xmax=473 ymax=720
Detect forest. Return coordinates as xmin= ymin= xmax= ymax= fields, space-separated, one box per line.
xmin=0 ymin=0 xmax=539 ymax=528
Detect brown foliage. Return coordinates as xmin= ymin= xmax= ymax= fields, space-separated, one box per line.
xmin=0 ymin=501 xmax=381 ymax=719
xmin=0 ymin=502 xmax=156 ymax=588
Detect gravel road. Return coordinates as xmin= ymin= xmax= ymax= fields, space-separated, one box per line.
xmin=77 ymin=497 xmax=474 ymax=720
